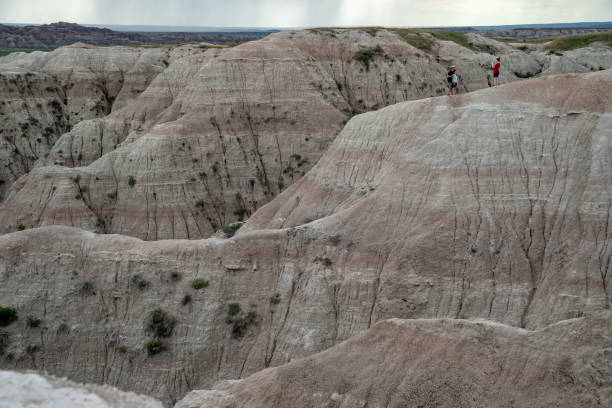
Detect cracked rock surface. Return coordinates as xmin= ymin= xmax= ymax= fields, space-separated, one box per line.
xmin=1 ymin=29 xmax=610 ymax=239
xmin=0 ymin=69 xmax=610 ymax=405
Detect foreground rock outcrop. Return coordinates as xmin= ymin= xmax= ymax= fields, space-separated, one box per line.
xmin=0 ymin=70 xmax=610 ymax=404
xmin=1 ymin=28 xmax=610 ymax=239
xmin=177 ymin=312 xmax=612 ymax=408
xmin=0 ymin=370 xmax=163 ymax=407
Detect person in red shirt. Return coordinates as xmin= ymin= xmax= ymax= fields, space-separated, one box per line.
xmin=492 ymin=57 xmax=501 ymax=86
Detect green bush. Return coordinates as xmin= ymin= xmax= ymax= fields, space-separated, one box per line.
xmin=0 ymin=307 xmax=18 ymax=326
xmin=117 ymin=345 xmax=128 ymax=353
xmin=313 ymin=256 xmax=332 ymax=267
xmin=148 ymin=308 xmax=176 ymax=338
xmin=223 ymin=223 xmax=241 ymax=238
xmin=128 ymin=176 xmax=136 ymax=187
xmin=269 ymin=293 xmax=281 ymax=304
xmin=17 ymin=224 xmax=25 ymax=231
xmin=352 ymin=45 xmax=384 ymax=71
xmin=146 ymin=339 xmax=166 ymax=355
xmin=26 ymin=315 xmax=41 ymax=328
xmin=227 ymin=303 xmax=241 ymax=316
xmin=181 ymin=295 xmax=192 ymax=305
xmin=132 ymin=274 xmax=149 ymax=290
xmin=192 ymin=278 xmax=209 ymax=290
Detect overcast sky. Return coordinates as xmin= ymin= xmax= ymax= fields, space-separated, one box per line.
xmin=1 ymin=0 xmax=611 ymax=27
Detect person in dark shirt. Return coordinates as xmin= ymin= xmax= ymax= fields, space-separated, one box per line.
xmin=492 ymin=57 xmax=501 ymax=86
xmin=447 ymin=65 xmax=457 ymax=95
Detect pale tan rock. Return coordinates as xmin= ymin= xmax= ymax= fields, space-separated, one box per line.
xmin=2 ymin=30 xmax=610 ymax=239
xmin=0 ymin=70 xmax=610 ymax=404
xmin=176 ymin=312 xmax=612 ymax=408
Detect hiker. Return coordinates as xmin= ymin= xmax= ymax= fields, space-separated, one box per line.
xmin=447 ymin=66 xmax=458 ymax=95
xmin=492 ymin=57 xmax=501 ymax=86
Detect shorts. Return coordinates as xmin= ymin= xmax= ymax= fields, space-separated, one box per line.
xmin=493 ymin=72 xmax=500 ymax=78
xmin=451 ymin=82 xmax=457 ymax=88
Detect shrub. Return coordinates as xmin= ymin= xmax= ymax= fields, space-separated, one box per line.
xmin=223 ymin=223 xmax=242 ymax=238
xmin=233 ymin=205 xmax=248 ymax=220
xmin=226 ymin=308 xmax=258 ymax=337
xmin=128 ymin=176 xmax=136 ymax=187
xmin=192 ymin=278 xmax=209 ymax=290
xmin=132 ymin=274 xmax=149 ymax=290
xmin=170 ymin=271 xmax=181 ymax=280
xmin=107 ymin=192 xmax=117 ymax=199
xmin=352 ymin=45 xmax=384 ymax=71
xmin=117 ymin=345 xmax=128 ymax=353
xmin=313 ymin=256 xmax=332 ymax=267
xmin=146 ymin=339 xmax=166 ymax=355
xmin=269 ymin=293 xmax=281 ymax=304
xmin=148 ymin=308 xmax=176 ymax=338
xmin=17 ymin=224 xmax=25 ymax=231
xmin=395 ymin=73 xmax=401 ymax=82
xmin=0 ymin=307 xmax=18 ymax=326
xmin=471 ymin=248 xmax=477 ymax=254
xmin=227 ymin=303 xmax=241 ymax=316
xmin=26 ymin=344 xmax=40 ymax=354
xmin=181 ymin=295 xmax=192 ymax=305
xmin=26 ymin=315 xmax=41 ymax=328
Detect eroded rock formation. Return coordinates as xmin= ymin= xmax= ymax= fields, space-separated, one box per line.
xmin=1 ymin=29 xmax=610 ymax=239
xmin=176 ymin=312 xmax=612 ymax=408
xmin=0 ymin=70 xmax=610 ymax=405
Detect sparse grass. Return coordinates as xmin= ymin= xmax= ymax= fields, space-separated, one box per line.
xmin=192 ymin=278 xmax=209 ymax=290
xmin=389 ymin=29 xmax=436 ymax=51
xmin=26 ymin=315 xmax=41 ymax=328
xmin=547 ymin=32 xmax=612 ymax=51
xmin=148 ymin=308 xmax=176 ymax=338
xmin=227 ymin=303 xmax=241 ymax=316
xmin=0 ymin=307 xmax=18 ymax=326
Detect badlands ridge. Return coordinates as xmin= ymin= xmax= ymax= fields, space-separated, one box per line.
xmin=0 ymin=28 xmax=611 ymax=407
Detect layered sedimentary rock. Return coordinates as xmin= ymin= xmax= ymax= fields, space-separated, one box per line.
xmin=177 ymin=312 xmax=612 ymax=408
xmin=0 ymin=370 xmax=163 ymax=408
xmin=1 ymin=29 xmax=610 ymax=239
xmin=0 ymin=43 xmax=180 ymax=198
xmin=0 ymin=70 xmax=610 ymax=404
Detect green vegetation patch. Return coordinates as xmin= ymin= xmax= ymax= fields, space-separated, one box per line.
xmin=0 ymin=307 xmax=18 ymax=326
xmin=547 ymin=32 xmax=612 ymax=51
xmin=26 ymin=315 xmax=42 ymax=328
xmin=148 ymin=308 xmax=176 ymax=338
xmin=192 ymin=278 xmax=209 ymax=289
xmin=352 ymin=44 xmax=384 ymax=71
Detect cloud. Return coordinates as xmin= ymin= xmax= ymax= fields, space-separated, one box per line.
xmin=0 ymin=0 xmax=610 ymax=27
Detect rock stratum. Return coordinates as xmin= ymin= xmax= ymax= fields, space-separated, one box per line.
xmin=0 ymin=67 xmax=610 ymax=405
xmin=0 ymin=28 xmax=610 ymax=239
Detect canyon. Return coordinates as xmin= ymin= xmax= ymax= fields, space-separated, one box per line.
xmin=0 ymin=28 xmax=611 ymax=407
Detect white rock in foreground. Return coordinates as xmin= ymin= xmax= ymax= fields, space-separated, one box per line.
xmin=0 ymin=370 xmax=163 ymax=408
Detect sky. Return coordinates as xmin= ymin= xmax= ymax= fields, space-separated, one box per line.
xmin=1 ymin=0 xmax=611 ymax=28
